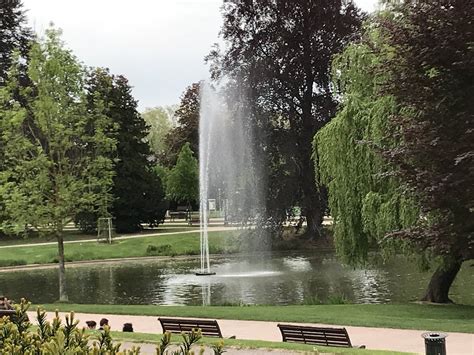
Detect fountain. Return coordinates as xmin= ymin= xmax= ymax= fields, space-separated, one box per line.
xmin=196 ymin=82 xmax=266 ymax=276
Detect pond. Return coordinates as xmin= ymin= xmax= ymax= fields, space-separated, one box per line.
xmin=0 ymin=251 xmax=472 ymax=305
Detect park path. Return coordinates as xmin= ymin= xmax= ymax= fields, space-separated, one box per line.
xmin=0 ymin=225 xmax=236 ymax=250
xmin=28 ymin=311 xmax=474 ymax=355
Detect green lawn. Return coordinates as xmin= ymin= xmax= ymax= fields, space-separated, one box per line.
xmin=110 ymin=331 xmax=413 ymax=355
xmin=0 ymin=230 xmax=236 ymax=266
xmin=0 ymin=227 xmax=195 ymax=247
xmin=39 ymin=303 xmax=474 ymax=333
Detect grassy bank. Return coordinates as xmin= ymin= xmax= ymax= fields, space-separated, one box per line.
xmin=111 ymin=331 xmax=412 ymax=354
xmin=39 ymin=303 xmax=474 ymax=333
xmin=0 ymin=227 xmax=195 ymax=247
xmin=0 ymin=230 xmax=236 ymax=266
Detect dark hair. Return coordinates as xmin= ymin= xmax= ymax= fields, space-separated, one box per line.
xmin=122 ymin=323 xmax=133 ymax=332
xmin=86 ymin=320 xmax=97 ymax=329
xmin=99 ymin=318 xmax=109 ymax=327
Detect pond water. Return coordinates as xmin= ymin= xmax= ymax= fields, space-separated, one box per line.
xmin=0 ymin=252 xmax=472 ymax=305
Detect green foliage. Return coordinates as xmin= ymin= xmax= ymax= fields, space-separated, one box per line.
xmin=314 ymin=23 xmax=419 ymax=265
xmin=145 ymin=244 xmax=173 ymax=256
xmin=0 ymin=0 xmax=32 ymax=84
xmin=163 ymin=83 xmax=200 ymax=167
xmin=0 ymin=27 xmax=116 ymax=301
xmin=153 ymin=164 xmax=170 ymax=196
xmin=0 ymin=28 xmax=116 ymax=236
xmin=211 ymin=341 xmax=226 ymax=355
xmin=84 ymin=68 xmax=167 ymax=233
xmin=0 ymin=259 xmax=27 ymax=267
xmin=1 ymin=299 xmax=216 ymax=354
xmin=156 ymin=329 xmax=204 ymax=355
xmin=166 ymin=143 xmax=199 ymax=206
xmin=208 ymin=1 xmax=364 ymax=237
xmin=142 ymin=106 xmax=175 ymax=159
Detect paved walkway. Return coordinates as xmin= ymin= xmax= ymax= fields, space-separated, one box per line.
xmin=0 ymin=225 xmax=235 ymax=249
xmin=28 ymin=311 xmax=474 ymax=355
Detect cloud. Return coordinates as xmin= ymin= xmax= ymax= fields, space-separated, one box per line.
xmin=23 ymin=0 xmax=377 ymax=111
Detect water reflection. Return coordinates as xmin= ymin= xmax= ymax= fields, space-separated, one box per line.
xmin=0 ymin=252 xmax=472 ymax=305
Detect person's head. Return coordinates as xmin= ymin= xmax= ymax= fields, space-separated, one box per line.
xmin=122 ymin=323 xmax=133 ymax=332
xmin=99 ymin=318 xmax=109 ymax=327
xmin=86 ymin=320 xmax=97 ymax=329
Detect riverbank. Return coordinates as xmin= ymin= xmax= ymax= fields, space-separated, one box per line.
xmin=0 ymin=225 xmax=335 ymax=267
xmin=0 ymin=229 xmax=238 ymax=267
xmin=37 ymin=303 xmax=474 ymax=333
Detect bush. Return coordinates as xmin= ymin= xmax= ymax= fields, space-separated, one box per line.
xmin=0 ymin=298 xmax=138 ymax=354
xmin=327 ymin=294 xmax=349 ymax=305
xmin=0 ymin=259 xmax=27 ymax=267
xmin=145 ymin=244 xmax=173 ymax=256
xmin=0 ymin=299 xmax=225 ymax=354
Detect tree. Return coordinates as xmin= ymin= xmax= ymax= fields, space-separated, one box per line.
xmin=0 ymin=0 xmax=32 ymax=85
xmin=378 ymin=0 xmax=474 ymax=303
xmin=166 ymin=143 xmax=199 ymax=207
xmin=0 ymin=0 xmax=32 ymax=234
xmin=142 ymin=106 xmax=175 ymax=161
xmin=163 ymin=83 xmax=200 ymax=166
xmin=86 ymin=68 xmax=167 ymax=233
xmin=315 ymin=21 xmax=420 ymax=264
xmin=0 ymin=29 xmax=116 ymax=301
xmin=208 ymin=0 xmax=364 ymax=237
xmin=316 ymin=1 xmax=473 ymax=303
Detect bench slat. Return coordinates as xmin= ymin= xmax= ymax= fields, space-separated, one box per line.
xmin=158 ymin=317 xmax=222 ymax=338
xmin=278 ymin=324 xmax=353 ymax=348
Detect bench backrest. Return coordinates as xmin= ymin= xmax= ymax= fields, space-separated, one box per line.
xmin=159 ymin=317 xmax=222 ymax=338
xmin=0 ymin=309 xmax=16 ymax=319
xmin=278 ymin=324 xmax=352 ymax=347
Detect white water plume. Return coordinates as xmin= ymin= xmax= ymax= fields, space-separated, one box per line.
xmin=198 ymin=82 xmax=267 ymax=274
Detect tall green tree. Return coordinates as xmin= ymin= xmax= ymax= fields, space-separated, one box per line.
xmin=166 ymin=142 xmax=199 ymax=207
xmin=163 ymin=83 xmax=200 ymax=166
xmin=208 ymin=0 xmax=364 ymax=237
xmin=0 ymin=29 xmax=116 ymax=301
xmin=0 ymin=0 xmax=32 ymax=232
xmin=142 ymin=106 xmax=174 ymax=161
xmin=0 ymin=0 xmax=32 ymax=85
xmin=316 ymin=1 xmax=473 ymax=303
xmin=315 ymin=22 xmax=419 ymax=265
xmin=86 ymin=68 xmax=167 ymax=233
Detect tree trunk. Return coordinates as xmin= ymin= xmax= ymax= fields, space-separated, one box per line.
xmin=421 ymin=261 xmax=462 ymax=303
xmin=300 ymin=142 xmax=325 ymax=239
xmin=56 ymin=231 xmax=69 ymax=302
xmin=305 ymin=206 xmax=324 ymax=238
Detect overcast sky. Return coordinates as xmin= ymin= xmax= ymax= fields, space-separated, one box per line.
xmin=22 ymin=0 xmax=378 ymax=111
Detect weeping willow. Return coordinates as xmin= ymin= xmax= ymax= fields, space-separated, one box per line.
xmin=314 ymin=25 xmax=418 ymax=265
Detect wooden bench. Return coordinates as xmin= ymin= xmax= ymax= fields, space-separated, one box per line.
xmin=169 ymin=211 xmax=187 ymax=221
xmin=277 ymin=324 xmax=365 ymax=348
xmin=0 ymin=309 xmax=16 ymax=319
xmin=158 ymin=317 xmax=223 ymax=338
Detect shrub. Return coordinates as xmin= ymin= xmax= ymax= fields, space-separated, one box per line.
xmin=146 ymin=244 xmax=173 ymax=256
xmin=0 ymin=299 xmax=224 ymax=354
xmin=0 ymin=259 xmax=27 ymax=267
xmin=327 ymin=294 xmax=349 ymax=305
xmin=0 ymin=298 xmax=138 ymax=354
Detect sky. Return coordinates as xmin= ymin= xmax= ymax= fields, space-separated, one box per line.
xmin=22 ymin=0 xmax=378 ymax=112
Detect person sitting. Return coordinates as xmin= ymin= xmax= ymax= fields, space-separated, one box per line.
xmin=99 ymin=318 xmax=109 ymax=330
xmin=122 ymin=323 xmax=133 ymax=332
xmin=86 ymin=320 xmax=97 ymax=329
